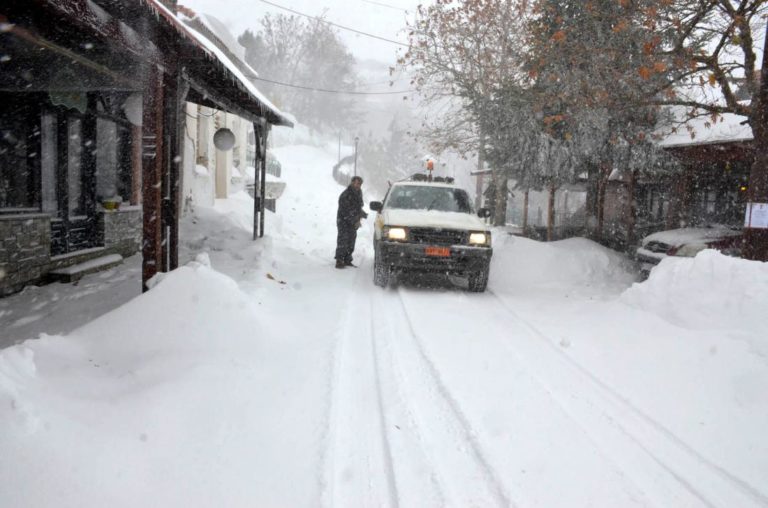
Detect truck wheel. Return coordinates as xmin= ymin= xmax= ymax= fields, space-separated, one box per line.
xmin=467 ymin=266 xmax=489 ymax=292
xmin=374 ymin=249 xmax=389 ymax=287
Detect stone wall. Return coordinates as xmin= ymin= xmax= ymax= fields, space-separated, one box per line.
xmin=0 ymin=215 xmax=51 ymax=296
xmin=1 ymin=207 xmax=142 ymax=297
xmin=100 ymin=206 xmax=142 ymax=258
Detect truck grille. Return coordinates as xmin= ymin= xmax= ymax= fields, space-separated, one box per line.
xmin=409 ymin=228 xmax=466 ymax=246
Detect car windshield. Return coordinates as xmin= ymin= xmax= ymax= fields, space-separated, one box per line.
xmin=385 ymin=185 xmax=473 ymax=213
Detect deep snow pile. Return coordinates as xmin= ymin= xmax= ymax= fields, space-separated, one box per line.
xmin=0 ymin=258 xmax=290 ymax=506
xmin=491 ymin=233 xmax=636 ymax=293
xmin=621 ymin=249 xmax=768 ymax=334
xmin=0 ymin=141 xmax=354 ymax=507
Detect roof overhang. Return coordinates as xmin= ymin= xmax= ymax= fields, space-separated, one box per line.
xmin=140 ymin=0 xmax=292 ymax=128
xmin=10 ymin=0 xmax=292 ymax=128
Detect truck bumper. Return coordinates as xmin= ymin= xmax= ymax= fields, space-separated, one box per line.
xmin=377 ymin=241 xmax=492 ymax=275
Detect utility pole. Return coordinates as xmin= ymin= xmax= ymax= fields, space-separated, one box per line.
xmin=743 ymin=24 xmax=768 ymax=261
xmin=354 ymin=136 xmax=359 ymax=177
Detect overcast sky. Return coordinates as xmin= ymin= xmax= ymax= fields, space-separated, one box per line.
xmin=179 ymin=0 xmax=423 ymax=64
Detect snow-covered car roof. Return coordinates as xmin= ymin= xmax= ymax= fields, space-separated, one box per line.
xmin=641 ymin=227 xmax=742 ymax=247
xmin=391 ymin=180 xmax=463 ymax=190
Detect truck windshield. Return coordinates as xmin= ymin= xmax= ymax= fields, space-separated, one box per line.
xmin=386 ymin=185 xmax=473 ymax=213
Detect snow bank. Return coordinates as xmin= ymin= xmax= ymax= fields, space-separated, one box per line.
xmin=0 ymin=260 xmax=286 ymax=506
xmin=491 ymin=234 xmax=635 ymax=291
xmin=209 ymin=190 xmax=259 ymax=232
xmin=621 ymin=249 xmax=768 ymax=333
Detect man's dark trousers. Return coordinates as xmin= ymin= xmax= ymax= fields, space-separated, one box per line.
xmin=335 ymin=221 xmax=357 ymax=264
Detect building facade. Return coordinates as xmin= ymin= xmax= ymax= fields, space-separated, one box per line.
xmin=0 ymin=0 xmax=290 ymax=295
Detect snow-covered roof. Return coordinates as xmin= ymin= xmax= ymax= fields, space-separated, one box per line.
xmin=198 ymin=13 xmax=246 ymax=63
xmin=176 ymin=9 xmax=259 ymax=81
xmin=183 ymin=25 xmax=285 ymax=118
xmin=655 ymin=106 xmax=752 ymax=148
xmin=143 ymin=0 xmax=291 ymax=127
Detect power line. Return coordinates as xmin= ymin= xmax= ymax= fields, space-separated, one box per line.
xmin=360 ymin=0 xmax=409 ymax=12
xmin=251 ymin=75 xmax=417 ymax=95
xmin=258 ymin=0 xmax=409 ymax=47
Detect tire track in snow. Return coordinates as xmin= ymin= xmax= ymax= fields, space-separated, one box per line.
xmin=368 ymin=290 xmax=449 ymax=507
xmin=375 ymin=288 xmax=514 ymax=507
xmin=319 ymin=262 xmax=399 ymax=508
xmin=485 ymin=289 xmax=768 ymax=508
xmin=396 ymin=289 xmax=670 ymax=506
xmin=367 ymin=296 xmax=400 ymax=508
xmin=318 ymin=272 xmax=357 ymax=507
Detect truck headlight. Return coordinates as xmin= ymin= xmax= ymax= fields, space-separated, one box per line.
xmin=469 ymin=232 xmax=490 ymax=246
xmin=385 ymin=227 xmax=407 ymax=241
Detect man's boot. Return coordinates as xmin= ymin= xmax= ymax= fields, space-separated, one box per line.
xmin=335 ymin=260 xmax=345 ymax=269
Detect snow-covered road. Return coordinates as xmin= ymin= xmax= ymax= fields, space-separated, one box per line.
xmin=313 ymin=255 xmax=766 ymax=507
xmin=1 ymin=140 xmax=767 ymax=507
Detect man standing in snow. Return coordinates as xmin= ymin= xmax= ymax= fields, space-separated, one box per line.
xmin=335 ymin=176 xmax=368 ymax=269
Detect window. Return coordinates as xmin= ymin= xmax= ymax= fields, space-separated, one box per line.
xmin=0 ymin=97 xmax=40 ymax=211
xmin=386 ymin=185 xmax=473 ymax=213
xmin=96 ymin=117 xmax=133 ymax=203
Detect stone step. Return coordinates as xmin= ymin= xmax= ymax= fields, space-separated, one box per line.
xmin=48 ymin=254 xmax=124 ymax=283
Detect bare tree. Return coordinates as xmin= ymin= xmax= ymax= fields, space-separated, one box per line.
xmin=239 ymin=13 xmax=361 ymax=131
xmin=399 ymin=0 xmax=532 ymax=225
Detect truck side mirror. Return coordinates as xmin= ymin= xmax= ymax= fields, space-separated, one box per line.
xmin=478 ymin=207 xmax=491 ymax=218
xmin=370 ymin=201 xmax=383 ymax=212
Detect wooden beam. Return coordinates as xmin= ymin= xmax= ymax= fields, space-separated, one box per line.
xmin=82 ymin=94 xmax=98 ymax=242
xmin=141 ymin=67 xmax=164 ymax=292
xmin=170 ymin=79 xmax=190 ymax=270
xmin=131 ymin=125 xmax=142 ymax=205
xmin=260 ymin=125 xmax=270 ymax=238
xmin=56 ymin=113 xmax=70 ymax=254
xmin=160 ymin=76 xmax=174 ymax=273
xmin=252 ymin=122 xmax=262 ymax=240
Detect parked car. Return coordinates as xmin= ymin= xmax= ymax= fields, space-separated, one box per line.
xmin=370 ymin=175 xmax=493 ymax=292
xmin=636 ymin=225 xmax=744 ymax=275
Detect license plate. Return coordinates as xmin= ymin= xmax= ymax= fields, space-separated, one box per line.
xmin=425 ymin=246 xmax=450 ymax=257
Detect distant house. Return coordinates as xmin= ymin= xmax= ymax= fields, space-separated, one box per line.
xmin=601 ymin=112 xmax=753 ymax=249
xmin=0 ymin=0 xmax=291 ymax=296
xmin=498 ymin=108 xmax=754 ymax=249
xmin=176 ymin=8 xmax=289 ymax=215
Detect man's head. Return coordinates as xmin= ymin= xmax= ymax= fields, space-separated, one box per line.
xmin=350 ymin=176 xmax=363 ymax=190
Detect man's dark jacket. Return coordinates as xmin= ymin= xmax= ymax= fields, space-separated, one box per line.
xmin=336 ymin=186 xmax=367 ymax=227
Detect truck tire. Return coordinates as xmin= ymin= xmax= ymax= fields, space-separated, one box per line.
xmin=467 ymin=266 xmax=489 ymax=292
xmin=374 ymin=248 xmax=389 ymax=287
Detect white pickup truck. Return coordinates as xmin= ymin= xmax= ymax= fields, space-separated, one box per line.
xmin=369 ymin=176 xmax=493 ymax=292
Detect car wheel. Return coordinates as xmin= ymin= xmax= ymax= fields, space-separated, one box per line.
xmin=467 ymin=266 xmax=489 ymax=292
xmin=373 ymin=247 xmax=389 ymax=288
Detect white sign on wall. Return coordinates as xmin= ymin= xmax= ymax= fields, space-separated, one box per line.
xmin=744 ymin=202 xmax=768 ymax=229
